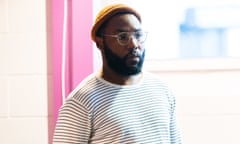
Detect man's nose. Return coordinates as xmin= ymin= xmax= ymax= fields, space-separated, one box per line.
xmin=127 ymin=35 xmax=139 ymax=48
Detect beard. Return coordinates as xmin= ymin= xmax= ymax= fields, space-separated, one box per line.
xmin=103 ymin=42 xmax=145 ymax=76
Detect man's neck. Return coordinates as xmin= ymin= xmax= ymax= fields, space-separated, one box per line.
xmin=99 ymin=68 xmax=143 ymax=85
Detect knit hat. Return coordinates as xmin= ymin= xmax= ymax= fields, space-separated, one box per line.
xmin=91 ymin=3 xmax=142 ymax=42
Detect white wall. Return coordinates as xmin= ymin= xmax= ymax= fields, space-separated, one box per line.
xmin=0 ymin=0 xmax=51 ymax=144
xmin=144 ymin=58 xmax=240 ymax=144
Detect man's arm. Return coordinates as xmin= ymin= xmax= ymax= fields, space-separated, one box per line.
xmin=53 ymin=98 xmax=91 ymax=144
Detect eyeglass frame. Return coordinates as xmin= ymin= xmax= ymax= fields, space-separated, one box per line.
xmin=102 ymin=31 xmax=148 ymax=46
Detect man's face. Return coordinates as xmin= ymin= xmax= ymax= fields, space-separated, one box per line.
xmin=101 ymin=14 xmax=146 ymax=76
xmin=103 ymin=40 xmax=145 ymax=76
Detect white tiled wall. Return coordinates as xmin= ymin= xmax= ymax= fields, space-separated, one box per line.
xmin=0 ymin=0 xmax=50 ymax=144
xmin=0 ymin=0 xmax=8 ymax=32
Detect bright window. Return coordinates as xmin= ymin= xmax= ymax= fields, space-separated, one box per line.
xmin=95 ymin=0 xmax=240 ymax=60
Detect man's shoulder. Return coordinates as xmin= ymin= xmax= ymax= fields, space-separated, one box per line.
xmin=143 ymin=71 xmax=163 ymax=81
xmin=66 ymin=73 xmax=99 ymax=98
xmin=142 ymin=71 xmax=171 ymax=88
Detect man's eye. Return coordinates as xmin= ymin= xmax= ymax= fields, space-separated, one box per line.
xmin=118 ymin=33 xmax=129 ymax=41
xmin=135 ymin=32 xmax=143 ymax=39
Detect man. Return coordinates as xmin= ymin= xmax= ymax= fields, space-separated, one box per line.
xmin=53 ymin=3 xmax=182 ymax=144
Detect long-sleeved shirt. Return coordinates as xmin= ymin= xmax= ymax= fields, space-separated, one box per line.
xmin=53 ymin=71 xmax=182 ymax=144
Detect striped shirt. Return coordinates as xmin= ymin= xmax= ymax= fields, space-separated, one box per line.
xmin=53 ymin=71 xmax=182 ymax=144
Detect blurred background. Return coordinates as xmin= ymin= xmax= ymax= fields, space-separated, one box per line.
xmin=0 ymin=0 xmax=240 ymax=143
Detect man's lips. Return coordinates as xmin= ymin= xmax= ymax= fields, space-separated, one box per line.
xmin=127 ymin=55 xmax=140 ymax=65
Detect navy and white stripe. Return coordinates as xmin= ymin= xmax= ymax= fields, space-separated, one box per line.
xmin=53 ymin=71 xmax=182 ymax=144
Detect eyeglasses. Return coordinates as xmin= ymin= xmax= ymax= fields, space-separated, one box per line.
xmin=102 ymin=31 xmax=148 ymax=46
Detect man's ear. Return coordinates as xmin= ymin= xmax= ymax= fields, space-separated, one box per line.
xmin=95 ymin=37 xmax=103 ymax=50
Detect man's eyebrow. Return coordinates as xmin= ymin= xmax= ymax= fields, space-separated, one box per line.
xmin=115 ymin=29 xmax=128 ymax=32
xmin=115 ymin=28 xmax=142 ymax=32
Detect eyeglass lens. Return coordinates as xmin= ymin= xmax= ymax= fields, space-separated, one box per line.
xmin=117 ymin=31 xmax=147 ymax=45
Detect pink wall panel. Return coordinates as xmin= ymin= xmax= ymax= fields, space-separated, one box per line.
xmin=50 ymin=0 xmax=93 ymax=132
xmin=71 ymin=0 xmax=93 ymax=90
xmin=51 ymin=0 xmax=64 ymax=126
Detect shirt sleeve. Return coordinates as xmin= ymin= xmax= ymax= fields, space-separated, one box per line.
xmin=168 ymin=89 xmax=182 ymax=144
xmin=53 ymin=98 xmax=91 ymax=144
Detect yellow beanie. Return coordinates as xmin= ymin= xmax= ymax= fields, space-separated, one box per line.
xmin=91 ymin=3 xmax=142 ymax=42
